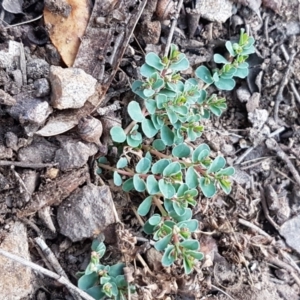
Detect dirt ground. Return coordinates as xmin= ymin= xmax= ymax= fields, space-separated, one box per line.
xmin=0 ymin=0 xmax=300 ymax=299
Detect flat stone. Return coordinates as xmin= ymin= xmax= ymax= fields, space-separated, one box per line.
xmin=57 ymin=184 xmax=116 ymax=242
xmin=279 ymin=215 xmax=300 ymax=254
xmin=49 ymin=66 xmax=97 ymax=109
xmin=0 ymin=222 xmax=32 ymax=299
xmin=196 ymin=0 xmax=232 ymax=23
xmin=54 ymin=139 xmax=98 ymax=171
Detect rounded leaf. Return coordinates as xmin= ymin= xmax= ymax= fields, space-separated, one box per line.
xmin=151 ymin=159 xmax=170 ymax=174
xmin=133 ymin=174 xmax=146 ymax=192
xmin=161 ymin=125 xmax=175 ymax=146
xmin=137 ymin=196 xmax=153 ymax=216
xmin=149 ymin=214 xmax=161 ymax=226
xmin=158 ymin=179 xmax=176 ymax=198
xmin=207 ymin=156 xmax=226 ymax=173
xmin=145 ymin=52 xmax=165 ymax=71
xmin=110 ymin=126 xmax=126 ymax=143
xmin=214 ymin=77 xmax=236 ymax=91
xmin=195 ymin=66 xmax=213 ymax=84
xmin=116 ymin=157 xmax=128 ymax=169
xmin=113 ymin=171 xmax=122 ymax=186
xmin=214 ymin=54 xmax=229 ymax=64
xmin=199 ymin=177 xmax=216 ymax=197
xmin=135 ymin=157 xmax=151 ymax=174
xmin=128 ymin=101 xmax=145 ymax=122
xmin=172 ymin=143 xmax=191 ymax=158
xmin=142 ymin=118 xmax=158 ymax=138
xmin=162 ymin=245 xmax=176 ymax=266
xmin=154 ymin=233 xmax=172 ymax=251
xmin=78 ymin=273 xmax=98 ymax=290
xmin=146 ymin=175 xmax=159 ymax=195
xmin=122 ymin=178 xmax=134 ymax=192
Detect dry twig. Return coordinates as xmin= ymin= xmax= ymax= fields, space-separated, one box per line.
xmin=265 ymin=138 xmax=300 ymax=187
xmin=0 ymin=249 xmax=94 ymax=300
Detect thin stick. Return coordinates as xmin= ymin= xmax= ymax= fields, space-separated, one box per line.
xmin=5 ymin=15 xmax=43 ymax=28
xmin=259 ymin=185 xmax=280 ymax=231
xmin=238 ymin=218 xmax=272 ymax=239
xmin=0 ymin=249 xmax=95 ymax=300
xmin=0 ymin=160 xmax=58 ymax=169
xmin=211 ymin=284 xmax=236 ymax=300
xmin=164 ymin=0 xmax=184 ymax=57
xmin=266 ymin=138 xmax=300 ymax=187
xmin=274 ymin=49 xmax=296 ymax=122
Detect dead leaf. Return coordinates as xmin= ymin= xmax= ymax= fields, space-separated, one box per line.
xmin=262 ymin=0 xmax=282 ymax=13
xmin=43 ymin=0 xmax=91 ymax=67
xmin=35 ymin=112 xmax=78 ymax=136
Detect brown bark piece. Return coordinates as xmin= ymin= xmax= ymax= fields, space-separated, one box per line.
xmin=17 ymin=166 xmax=88 ymax=217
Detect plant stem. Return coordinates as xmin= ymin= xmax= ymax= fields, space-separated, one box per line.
xmin=98 ymin=163 xmax=135 ymax=177
xmin=153 ymin=196 xmax=168 ymax=217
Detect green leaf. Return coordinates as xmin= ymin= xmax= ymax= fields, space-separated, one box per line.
xmin=145 ymin=53 xmax=165 ymax=71
xmin=178 ymin=219 xmax=198 ymax=232
xmin=149 ymin=214 xmax=161 ymax=226
xmin=173 ymin=202 xmax=186 ymax=216
xmin=128 ymin=101 xmax=145 ymax=122
xmin=122 ymin=178 xmax=134 ymax=192
xmin=91 ymin=240 xmax=106 ymax=257
xmin=145 ymin=99 xmax=157 ymax=114
xmin=156 ymin=94 xmax=168 ymax=109
xmin=214 ymin=54 xmax=229 ymax=64
xmin=207 ymin=156 xmax=226 ymax=173
xmin=153 ymin=78 xmax=164 ymax=90
xmin=127 ymin=134 xmax=142 ymax=148
xmin=183 ymin=255 xmax=193 ymax=274
xmin=170 ymin=55 xmax=189 ymax=71
xmin=110 ymin=126 xmax=126 ymax=143
xmin=216 ymin=166 xmax=235 ymax=176
xmin=143 ymin=88 xmax=155 ymax=97
xmin=154 ymin=233 xmax=172 ymax=251
xmin=137 ymin=196 xmax=153 ymax=216
xmin=195 ymin=66 xmax=213 ymax=84
xmin=186 ymin=167 xmax=199 ymax=189
xmin=199 ymin=177 xmax=216 ymax=197
xmin=140 ymin=63 xmax=157 ymax=77
xmin=132 ymin=80 xmax=146 ymax=99
xmin=146 ymin=175 xmax=159 ymax=195
xmin=113 ymin=171 xmax=122 ymax=186
xmin=197 ymin=89 xmax=207 ymax=104
xmin=161 ymin=245 xmax=176 ymax=266
xmin=192 ymin=144 xmax=210 ymax=162
xmin=78 ymin=273 xmax=98 ymax=290
xmin=234 ymin=67 xmax=249 ymax=78
xmin=167 ymin=108 xmax=178 ymax=124
xmin=135 ymin=157 xmax=151 ymax=174
xmin=214 ymin=77 xmax=236 ymax=91
xmin=172 ymin=143 xmax=191 ymax=158
xmin=109 ymin=263 xmax=125 ymax=277
xmin=163 ymin=162 xmax=181 ymax=177
xmin=116 ymin=157 xmax=128 ymax=168
xmin=152 ymin=159 xmax=170 ymax=174
xmin=133 ymin=174 xmax=146 ymax=192
xmin=170 ymin=208 xmax=192 ymax=222
xmin=180 ymin=239 xmax=199 ymax=250
xmin=143 ymin=221 xmax=156 ymax=234
xmin=161 ymin=125 xmax=174 ymax=146
xmin=85 ymin=286 xmax=105 ymax=299
xmin=218 ymin=178 xmax=232 ymax=194
xmin=115 ymin=275 xmax=127 ymax=288
xmin=225 ymin=41 xmax=235 ymax=57
xmin=153 ymin=139 xmax=166 ymax=151
xmin=186 ymin=249 xmax=204 ymax=260
xmin=142 ymin=118 xmax=158 ymax=138
xmin=158 ymin=179 xmax=176 ymax=198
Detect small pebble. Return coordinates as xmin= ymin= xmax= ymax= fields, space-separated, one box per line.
xmin=34 ymin=78 xmax=51 ymax=97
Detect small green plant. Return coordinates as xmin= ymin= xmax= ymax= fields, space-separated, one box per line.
xmin=77 ymin=240 xmax=135 ymax=299
xmin=97 ymin=29 xmax=255 ymax=276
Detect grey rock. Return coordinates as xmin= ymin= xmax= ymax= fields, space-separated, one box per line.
xmin=5 ymin=131 xmax=18 ymax=151
xmin=27 ymin=59 xmax=50 ymax=80
xmin=0 ymin=221 xmax=32 ymax=299
xmin=196 ymin=0 xmax=232 ymax=23
xmin=54 ymin=139 xmax=98 ymax=171
xmin=18 ymin=137 xmax=58 ymax=163
xmin=9 ymin=92 xmax=53 ymax=125
xmin=57 ymin=184 xmax=116 ymax=242
xmin=280 ymin=215 xmax=300 ymax=254
xmin=0 ymin=144 xmax=13 ymax=159
xmin=49 ymin=66 xmax=97 ymax=109
xmin=0 ymin=89 xmax=16 ymax=106
xmin=34 ymin=78 xmax=51 ymax=97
